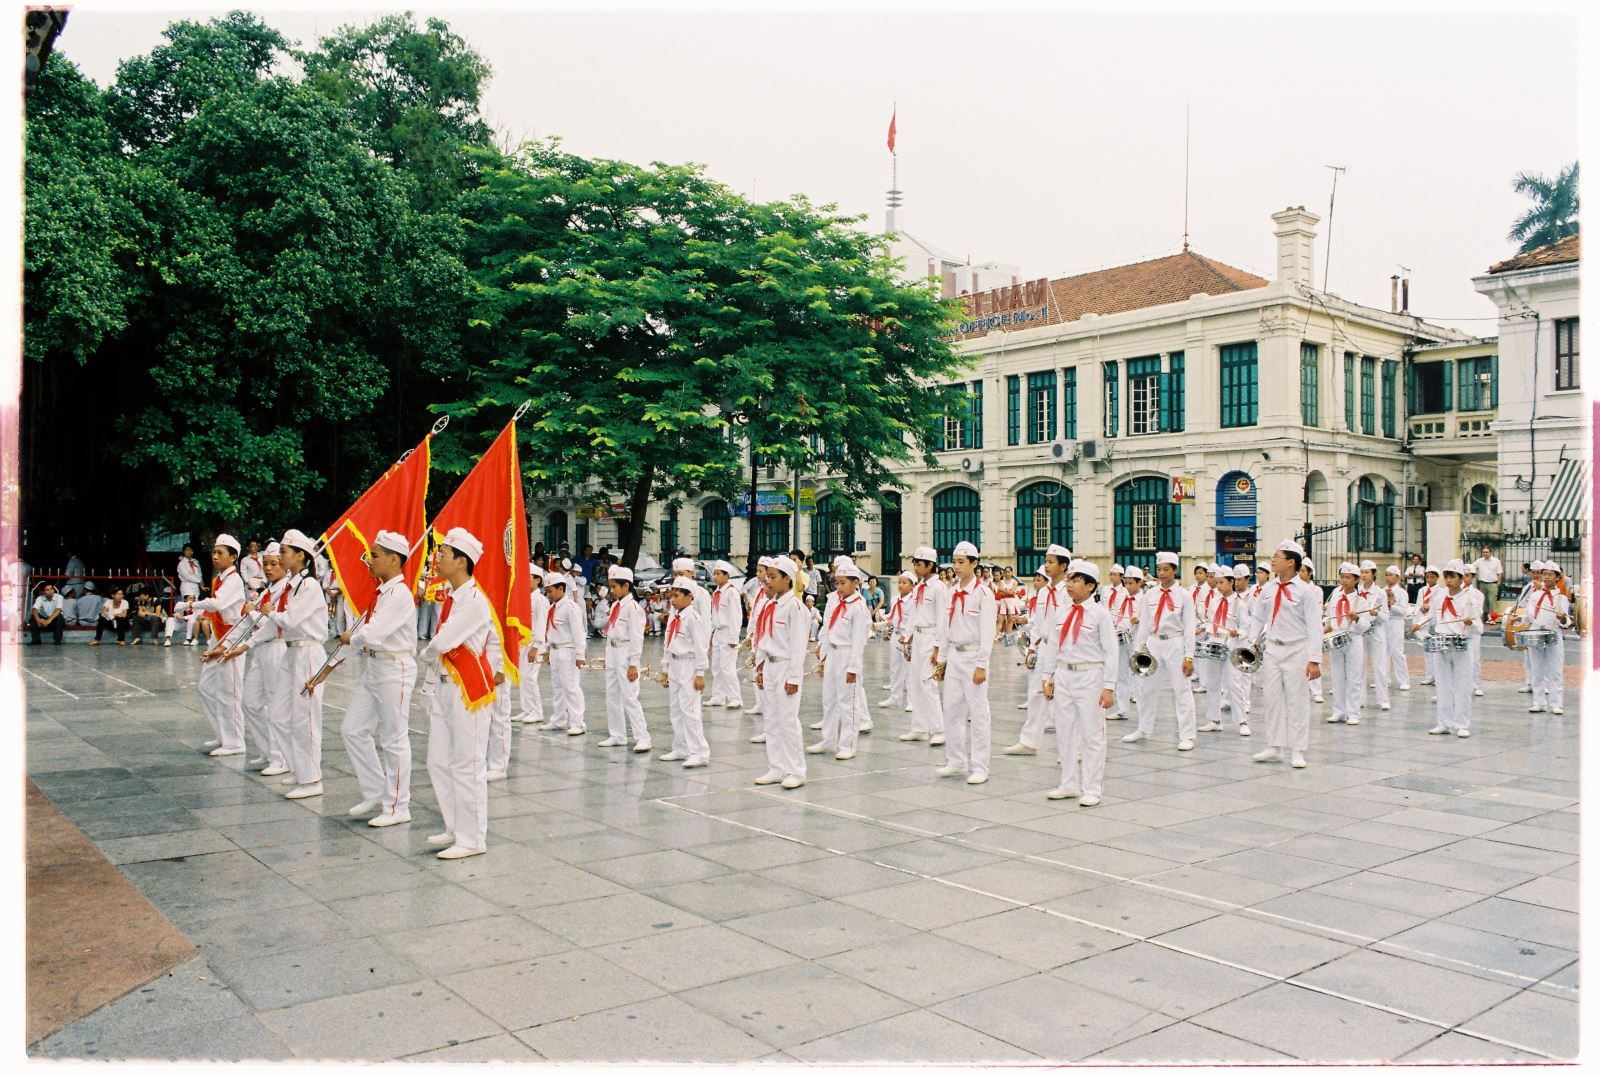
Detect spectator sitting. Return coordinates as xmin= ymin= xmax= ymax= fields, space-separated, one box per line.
xmin=30 ymin=584 xmax=66 ymax=644
xmin=71 ymin=580 xmax=102 ymax=626
xmin=92 ymin=588 xmax=131 ymax=646
xmin=130 ymin=593 xmax=166 ymax=645
xmin=62 ymin=550 xmax=87 ymax=598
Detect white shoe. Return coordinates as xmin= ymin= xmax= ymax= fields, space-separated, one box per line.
xmin=659 ymin=751 xmax=687 ymax=761
xmin=202 ymin=739 xmax=221 ymax=749
xmin=859 ymin=721 xmax=872 ymax=733
xmin=368 ymin=812 xmax=410 ymax=828
xmin=1517 ymin=684 xmax=1533 ymax=694
xmin=1346 ymin=714 xmax=1360 ymax=725
xmin=1427 ymin=725 xmax=1449 ymax=735
xmin=743 ymin=707 xmax=761 ymax=715
xmin=1252 ymin=748 xmax=1281 ymax=763
xmin=1002 ymin=743 xmax=1036 ymax=755
xmin=1312 ymin=695 xmax=1325 ymax=703
xmin=1325 ymin=714 xmax=1341 ymax=723
xmin=437 ymin=845 xmax=486 ymax=860
xmin=723 ymin=701 xmax=742 ymax=710
xmin=1528 ymin=705 xmax=1547 ymax=713
xmin=805 ymin=743 xmax=830 ymax=754
xmin=966 ymin=772 xmax=989 ymax=785
xmin=1044 ymin=725 xmax=1054 ymax=733
xmin=540 ymin=721 xmax=564 ymax=732
xmin=597 ymin=737 xmax=625 ymax=748
xmin=486 ymin=770 xmax=508 ymax=782
xmin=163 ymin=640 xmax=172 ymax=647
xmin=903 ymin=705 xmax=915 ymax=713
xmin=1121 ymin=730 xmax=1145 ymax=743
xmin=209 ymin=746 xmax=244 ymax=757
xmin=809 ymin=721 xmax=823 ymax=731
xmin=1015 ymin=701 xmax=1029 ymax=710
xmin=934 ymin=765 xmax=962 ymax=778
xmin=348 ymin=799 xmax=381 ymax=817
xmin=1473 ymin=688 xmax=1484 ymax=697
xmin=632 ymin=741 xmax=652 ymax=754
xmin=1106 ymin=712 xmax=1128 ymax=721
xmin=1421 ymin=677 xmax=1435 ymax=686
xmin=515 ymin=712 xmax=536 ymax=723
xmin=780 ymin=775 xmax=804 ymax=790
xmin=280 ymin=776 xmax=299 ymax=786
xmin=566 ymin=727 xmax=585 ymax=736
xmin=682 ymin=757 xmax=707 ymax=768
xmin=1238 ymin=723 xmax=1251 ymax=736
xmin=1078 ymin=795 xmax=1101 ymax=807
xmin=247 ymin=756 xmax=267 ymax=767
xmin=1399 ymin=684 xmax=1412 ymax=691
xmin=1379 ymin=703 xmax=1390 ymax=712
xmin=426 ymin=832 xmax=455 ymax=847
xmin=1291 ymin=752 xmax=1307 ymax=769
xmin=750 ymin=733 xmax=767 ymax=743
xmin=877 ymin=700 xmax=892 ymax=709
xmin=754 ymin=770 xmax=783 ymax=785
xmin=260 ymin=764 xmax=289 ymax=777
xmin=1456 ymin=729 xmax=1471 ymax=738
xmin=898 ymin=732 xmax=927 ymax=742
xmin=285 ymin=783 xmax=324 ymax=800
xmin=929 ymin=735 xmax=945 ymax=746
xmin=1176 ymin=739 xmax=1194 ymax=752
xmin=1553 ymin=706 xmax=1565 ymax=715
xmin=1196 ymin=721 xmax=1222 ymax=733
xmin=834 ymin=751 xmax=856 ymax=761
xmin=1046 ymin=787 xmax=1078 ymax=800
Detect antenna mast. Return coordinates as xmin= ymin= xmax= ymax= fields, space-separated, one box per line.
xmin=1323 ymin=164 xmax=1347 ymax=292
xmin=1182 ymin=103 xmax=1191 ymax=252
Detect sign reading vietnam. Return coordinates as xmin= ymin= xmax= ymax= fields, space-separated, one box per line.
xmin=945 ymin=279 xmax=1051 ymax=338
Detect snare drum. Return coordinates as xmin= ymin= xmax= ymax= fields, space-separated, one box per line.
xmin=1116 ymin=625 xmax=1134 ymax=645
xmin=1423 ymin=634 xmax=1468 ymax=653
xmin=1322 ymin=630 xmax=1354 ymax=651
xmin=1195 ymin=640 xmax=1230 ymax=662
xmin=1517 ymin=629 xmax=1558 ymax=649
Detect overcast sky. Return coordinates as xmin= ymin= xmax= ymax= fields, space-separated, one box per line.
xmin=52 ymin=4 xmax=1579 ymax=334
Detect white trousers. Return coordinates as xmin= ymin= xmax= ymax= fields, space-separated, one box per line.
xmin=260 ymin=642 xmax=292 ymax=769
xmin=1228 ymin=659 xmax=1253 ymax=717
xmin=281 ymin=645 xmax=325 ymax=785
xmin=486 ymin=679 xmax=514 ymax=774
xmin=1326 ymin=637 xmax=1364 ymax=721
xmin=1529 ymin=637 xmax=1565 ymax=709
xmin=1114 ymin=638 xmax=1138 ymax=716
xmin=1055 ymin=669 xmax=1105 ymax=797
xmin=548 ymin=651 xmax=585 ymax=731
xmin=1434 ymin=648 xmax=1472 ymax=731
xmin=1423 ymin=638 xmax=1437 ymax=683
xmin=1260 ymin=647 xmax=1311 ymax=752
xmin=426 ymin=679 xmax=490 ymax=849
xmin=1468 ymin=632 xmax=1482 ymax=689
xmin=605 ymin=658 xmax=648 ymax=743
xmin=1134 ymin=635 xmax=1196 ymax=741
xmin=198 ymin=653 xmax=245 ymax=751
xmin=1365 ymin=627 xmax=1390 ymax=707
xmin=761 ymin=660 xmax=804 ymax=779
xmin=710 ymin=635 xmax=743 ymax=707
xmin=518 ymin=644 xmax=545 ymax=721
xmin=907 ymin=632 xmax=943 ymax=736
xmin=1200 ymin=656 xmax=1235 ymax=724
xmin=886 ymin=638 xmax=909 ymax=706
xmin=1384 ymin=619 xmax=1411 ymax=688
xmin=1018 ymin=666 xmax=1052 ymax=748
xmin=940 ymin=650 xmax=992 ymax=777
xmin=343 ymin=653 xmax=416 ymax=815
xmin=240 ymin=647 xmax=275 ymax=759
xmin=819 ymin=655 xmax=863 ymax=754
xmin=666 ymin=657 xmax=709 ymax=760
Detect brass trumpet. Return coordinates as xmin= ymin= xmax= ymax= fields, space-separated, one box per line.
xmin=1229 ymin=630 xmax=1266 ymax=673
xmin=932 ymin=660 xmax=948 ymax=682
xmin=1017 ymin=647 xmax=1037 ymax=670
xmin=1127 ymin=643 xmax=1159 ymax=677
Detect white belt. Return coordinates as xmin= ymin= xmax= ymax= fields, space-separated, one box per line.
xmin=951 ymin=643 xmax=981 ymax=653
xmin=551 ymin=643 xmax=575 ymax=650
xmin=361 ymin=648 xmax=411 ymax=661
xmin=284 ymin=640 xmax=319 ymax=649
xmin=1057 ymin=662 xmax=1102 ymax=672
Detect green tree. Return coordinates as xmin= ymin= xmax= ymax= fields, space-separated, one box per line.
xmin=1509 ymin=162 xmax=1579 ymax=253
xmin=445 ymin=141 xmax=966 ymax=569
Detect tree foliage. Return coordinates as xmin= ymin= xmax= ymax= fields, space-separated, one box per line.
xmin=1508 ymin=162 xmax=1579 ymax=253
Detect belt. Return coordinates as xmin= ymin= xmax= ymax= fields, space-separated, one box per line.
xmin=1152 ymin=631 xmax=1183 ymax=640
xmin=1059 ymin=662 xmax=1102 ymax=672
xmin=1267 ymin=637 xmax=1301 ymax=648
xmin=952 ymin=643 xmax=981 ymax=653
xmin=284 ymin=639 xmax=319 ymax=648
xmin=361 ymin=647 xmax=411 ymax=661
xmin=551 ymin=643 xmax=575 ymax=650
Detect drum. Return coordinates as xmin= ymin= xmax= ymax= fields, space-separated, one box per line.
xmin=1323 ymin=630 xmax=1354 ymax=651
xmin=1115 ymin=625 xmax=1134 ymax=645
xmin=1423 ymin=634 xmax=1468 ymax=653
xmin=1195 ymin=640 xmax=1230 ymax=662
xmin=1517 ymin=629 xmax=1558 ymax=649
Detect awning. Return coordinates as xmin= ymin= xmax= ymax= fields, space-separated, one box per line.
xmin=1534 ymin=458 xmax=1590 ymax=539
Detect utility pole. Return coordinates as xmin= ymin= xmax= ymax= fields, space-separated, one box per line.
xmin=1323 ymin=164 xmax=1347 ymax=292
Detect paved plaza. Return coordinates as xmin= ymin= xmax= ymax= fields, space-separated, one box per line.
xmin=23 ymin=635 xmax=1580 ymax=1063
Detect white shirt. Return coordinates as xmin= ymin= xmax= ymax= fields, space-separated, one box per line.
xmin=350 ymin=574 xmax=418 ymax=655
xmin=266 ymin=571 xmax=328 ymax=644
xmin=545 ymin=593 xmax=586 ymax=650
xmin=1417 ymin=585 xmax=1481 ymax=638
xmin=711 ymin=581 xmax=742 ymax=639
xmin=176 ymin=556 xmax=204 ymax=589
xmin=421 ymin=576 xmax=492 ymax=672
xmin=1473 ymin=556 xmax=1504 ymax=583
xmin=909 ymin=575 xmax=949 ymax=636
xmin=1524 ymin=586 xmax=1570 ymax=632
xmin=528 ymin=587 xmax=550 ymax=647
xmin=1259 ymin=576 xmax=1324 ymax=666
xmin=1383 ymin=581 xmax=1412 ymax=618
xmin=822 ymin=593 xmax=869 ymax=676
xmin=1200 ymin=588 xmax=1240 ymax=642
xmin=603 ymin=594 xmax=644 ymax=665
xmin=664 ymin=605 xmax=710 ymax=672
xmin=935 ymin=576 xmax=997 ymax=669
xmin=240 ymin=577 xmax=290 ymax=649
xmin=1136 ymin=583 xmax=1195 ymax=660
xmin=1042 ymin=596 xmax=1120 ymax=691
xmin=1325 ymin=586 xmax=1376 ymax=638
xmin=755 ymin=590 xmax=809 ymax=687
xmin=100 ymin=598 xmax=129 ymax=621
xmin=240 ymin=554 xmax=267 ymax=592
xmin=192 ymin=565 xmax=247 ymax=628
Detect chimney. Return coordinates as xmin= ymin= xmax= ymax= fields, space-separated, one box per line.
xmin=1401 ymin=278 xmax=1410 ymax=313
xmin=1390 ymin=275 xmax=1399 ymax=313
xmin=1270 ymin=205 xmax=1321 ymax=287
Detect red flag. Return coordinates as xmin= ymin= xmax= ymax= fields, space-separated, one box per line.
xmin=322 ymin=434 xmax=432 ymax=619
xmin=886 ymin=106 xmax=897 ymax=153
xmin=432 ymin=419 xmax=532 ymax=684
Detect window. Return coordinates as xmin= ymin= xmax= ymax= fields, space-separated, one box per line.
xmin=1300 ymin=343 xmax=1319 ymax=427
xmin=1382 ymin=361 xmax=1398 ymax=437
xmin=1361 ymin=357 xmax=1376 ymax=435
xmin=1006 ymin=375 xmax=1020 ymax=446
xmin=810 ymin=494 xmax=855 ymax=558
xmin=1555 ymin=318 xmax=1579 ymax=390
xmin=1219 ymin=342 xmax=1258 ymax=428
xmin=753 ymin=513 xmax=790 ymax=554
xmin=879 ymin=491 xmax=902 ymax=571
xmin=543 ymin=510 xmax=568 ymax=552
xmin=659 ymin=503 xmax=679 ymax=560
xmin=1163 ymin=352 xmax=1185 ymax=433
xmin=1062 ymin=368 xmax=1078 ymax=439
xmin=1465 ymin=483 xmax=1498 ymax=516
xmin=1127 ymin=356 xmax=1161 ymax=435
xmin=697 ymin=500 xmax=730 ymax=557
xmin=1012 ymin=482 xmax=1072 ymax=574
xmin=1113 ymin=476 xmax=1181 ymax=574
xmin=931 ymin=487 xmax=981 ymax=560
xmin=1026 ymin=371 xmax=1056 ymax=444
xmin=1103 ymin=361 xmax=1119 ymax=438
xmin=1351 ymin=477 xmax=1395 ymax=554
xmin=1409 ymin=361 xmax=1452 ymax=413
xmin=1457 ymin=355 xmax=1497 ymax=412
xmin=940 ymin=380 xmax=983 ymax=451
xmin=1344 ymin=352 xmax=1356 ymax=429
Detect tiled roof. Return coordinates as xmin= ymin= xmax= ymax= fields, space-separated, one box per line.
xmin=1487 ymin=232 xmax=1579 ymax=274
xmin=948 ymin=249 xmax=1269 ymax=340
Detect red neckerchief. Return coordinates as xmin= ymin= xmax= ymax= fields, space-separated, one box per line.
xmin=276 ymin=583 xmax=290 ymax=612
xmin=1202 ymin=589 xmax=1214 ymax=615
xmin=1533 ymin=589 xmax=1552 ymax=617
xmin=1336 ymin=591 xmax=1351 ymax=625
xmin=1153 ymin=587 xmax=1176 ymax=631
xmin=1119 ymin=592 xmax=1135 ymax=616
xmin=1442 ymin=594 xmax=1457 ymax=618
xmin=1271 ymin=580 xmax=1295 ymax=625
xmin=545 ymin=602 xmax=557 ymax=633
xmin=665 ymin=612 xmax=681 ymax=648
xmin=948 ymin=584 xmax=969 ymax=624
xmin=754 ymin=600 xmax=777 ymax=644
xmin=891 ymin=597 xmax=904 ymax=624
xmin=1057 ymin=602 xmax=1085 ymax=646
xmin=605 ymin=601 xmax=622 ymax=634
xmin=1045 ymin=585 xmax=1058 ymax=612
xmin=1213 ymin=595 xmax=1230 ymax=632
xmin=914 ymin=581 xmax=927 ymax=606
xmin=712 ymin=589 xmax=721 ymax=612
xmin=441 ymin=592 xmax=454 ymax=623
xmin=828 ymin=594 xmax=855 ymax=630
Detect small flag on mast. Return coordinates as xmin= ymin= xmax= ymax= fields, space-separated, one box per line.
xmin=886 ymin=106 xmax=897 ymax=154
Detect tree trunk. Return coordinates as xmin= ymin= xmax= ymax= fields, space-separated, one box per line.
xmin=744 ymin=449 xmax=759 ymax=575
xmin=620 ymin=462 xmax=655 ymax=569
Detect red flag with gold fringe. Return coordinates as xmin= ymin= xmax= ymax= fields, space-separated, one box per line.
xmin=321 ymin=434 xmax=432 ymax=619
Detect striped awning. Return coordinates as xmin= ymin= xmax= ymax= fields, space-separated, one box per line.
xmin=1534 ymin=458 xmax=1590 ymax=539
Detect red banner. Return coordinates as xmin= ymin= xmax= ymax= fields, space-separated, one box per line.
xmin=322 ymin=435 xmax=432 ymax=618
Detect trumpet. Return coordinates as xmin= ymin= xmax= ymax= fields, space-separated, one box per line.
xmin=1127 ymin=642 xmax=1159 ymax=677
xmin=1017 ymin=647 xmax=1038 ymax=670
xmin=932 ymin=660 xmax=948 ymax=682
xmin=807 ymin=658 xmax=825 ymax=677
xmin=1229 ymin=630 xmax=1267 ymax=673
xmin=642 ymin=664 xmax=669 ymax=687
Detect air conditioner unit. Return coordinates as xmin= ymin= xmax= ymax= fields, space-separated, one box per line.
xmin=1050 ymin=440 xmax=1078 ymax=461
xmin=1081 ymin=440 xmax=1102 ymax=461
xmin=1405 ymin=485 xmax=1431 ymax=509
xmin=960 ymin=456 xmax=984 ymax=473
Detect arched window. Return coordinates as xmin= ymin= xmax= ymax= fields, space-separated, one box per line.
xmin=543 ymin=510 xmax=568 ymax=552
xmin=1465 ymin=483 xmax=1498 ymax=516
xmin=659 ymin=503 xmax=680 ymax=561
xmin=810 ymin=494 xmax=856 ymax=560
xmin=1351 ymin=476 xmax=1396 ymax=554
xmin=697 ymin=500 xmax=730 ymax=558
xmin=1013 ymin=482 xmax=1072 ymax=574
xmin=879 ymin=491 xmax=903 ymax=572
xmin=931 ymin=487 xmax=981 ymax=560
xmin=1113 ymin=477 xmax=1181 ymax=574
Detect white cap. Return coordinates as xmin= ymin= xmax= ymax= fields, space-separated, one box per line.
xmin=528 ymin=561 xmax=545 ymax=579
xmin=756 ymin=556 xmax=775 ymax=570
xmin=1275 ymin=539 xmax=1306 ymax=558
xmin=442 ymin=527 xmax=483 ymax=563
xmin=831 ymin=555 xmax=853 ymax=569
xmin=608 ymin=565 xmax=634 ymax=583
xmin=1123 ymin=565 xmax=1146 ymax=581
xmin=1109 ymin=564 xmax=1125 ymax=575
xmin=373 ymin=529 xmax=410 ymax=557
xmin=668 ymin=577 xmax=696 ymax=594
xmin=771 ymin=557 xmax=802 ymax=583
xmin=214 ymin=533 xmax=242 ymax=554
xmin=280 ymin=528 xmax=315 ymax=553
xmin=1033 ymin=568 xmax=1047 ymax=579
xmin=544 ymin=573 xmax=570 ymax=590
xmin=1233 ymin=564 xmax=1251 ymax=579
xmin=1462 ymin=563 xmax=1477 ymax=575
xmin=1424 ymin=564 xmax=1440 ymax=575
xmin=1155 ymin=551 xmax=1179 ymax=567
xmin=1045 ymin=544 xmax=1071 ymax=560
xmin=837 ymin=564 xmax=865 ymax=580
xmin=1548 ymin=561 xmax=1565 ymax=575
xmin=263 ymin=541 xmax=281 ymax=556
xmin=1385 ymin=565 xmax=1400 ymax=576
xmin=912 ymin=546 xmax=938 ymax=563
xmin=1338 ymin=562 xmax=1359 ymax=577
xmin=951 ymin=540 xmax=979 ymax=559
xmin=672 ymin=557 xmax=695 ymax=573
xmin=83 ymin=580 xmax=96 ymax=591
xmin=1257 ymin=564 xmax=1270 ymax=573
xmin=1066 ymin=558 xmax=1099 ymax=581
xmin=713 ymin=560 xmax=735 ymax=577
xmin=1359 ymin=559 xmax=1378 ymax=572
xmin=1443 ymin=559 xmax=1467 ymax=575
xmin=898 ymin=570 xmax=916 ymax=582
